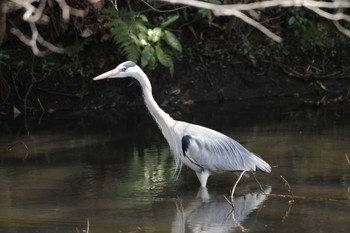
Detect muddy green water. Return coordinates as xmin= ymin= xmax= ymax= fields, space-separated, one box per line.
xmin=0 ymin=98 xmax=349 ymax=233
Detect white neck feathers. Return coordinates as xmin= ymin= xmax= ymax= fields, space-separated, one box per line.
xmin=134 ymin=70 xmax=176 ymax=141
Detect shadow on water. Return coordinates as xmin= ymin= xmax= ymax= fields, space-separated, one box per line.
xmin=0 ymin=97 xmax=350 ymax=232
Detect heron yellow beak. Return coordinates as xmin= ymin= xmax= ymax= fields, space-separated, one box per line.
xmin=93 ymin=70 xmax=115 ymax=80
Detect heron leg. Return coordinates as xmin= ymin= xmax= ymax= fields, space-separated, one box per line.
xmin=195 ymin=170 xmax=210 ymax=188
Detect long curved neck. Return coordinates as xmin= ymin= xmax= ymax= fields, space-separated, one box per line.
xmin=135 ymin=70 xmax=175 ymax=138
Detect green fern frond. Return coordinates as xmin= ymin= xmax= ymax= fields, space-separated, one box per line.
xmin=101 ymin=7 xmax=118 ymax=17
xmin=109 ymin=8 xmax=150 ymax=63
xmin=121 ymin=42 xmax=141 ymax=62
xmin=108 ymin=7 xmax=182 ymax=73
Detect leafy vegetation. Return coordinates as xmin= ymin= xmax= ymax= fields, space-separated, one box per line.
xmin=2 ymin=0 xmax=350 ymax=112
xmin=103 ymin=8 xmax=182 ymax=75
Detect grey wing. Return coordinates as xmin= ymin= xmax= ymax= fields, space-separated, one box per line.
xmin=181 ymin=127 xmax=271 ymax=173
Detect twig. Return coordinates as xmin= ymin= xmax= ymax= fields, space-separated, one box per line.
xmin=281 ymin=199 xmax=293 ymax=222
xmin=314 ymin=80 xmax=328 ymax=91
xmin=253 ymin=172 xmax=266 ymax=193
xmin=280 ymin=175 xmax=294 ymax=199
xmin=345 ymin=153 xmax=350 ymax=165
xmin=11 ymin=68 xmax=23 ymax=100
xmin=226 ymin=170 xmax=246 ymax=207
xmin=7 ymin=140 xmax=29 ymax=159
xmin=266 ymin=174 xmax=350 ymax=202
xmin=75 ymin=218 xmax=90 ymax=233
xmin=141 ymin=0 xmax=188 ymax=12
xmin=37 ymin=98 xmax=44 ymax=111
xmin=109 ymin=0 xmax=118 ymax=11
xmin=86 ymin=218 xmax=90 ymax=233
xmin=230 ymin=209 xmax=248 ymax=232
xmin=7 ymin=141 xmax=29 ymax=151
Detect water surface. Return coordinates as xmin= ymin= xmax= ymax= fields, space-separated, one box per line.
xmin=0 ymin=98 xmax=349 ymax=232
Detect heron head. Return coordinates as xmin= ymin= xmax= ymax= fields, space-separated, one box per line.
xmin=93 ymin=61 xmax=139 ymax=80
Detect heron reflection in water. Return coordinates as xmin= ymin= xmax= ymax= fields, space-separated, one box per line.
xmin=171 ymin=186 xmax=272 ymax=233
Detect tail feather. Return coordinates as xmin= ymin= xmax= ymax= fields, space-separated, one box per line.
xmin=253 ymin=154 xmax=271 ymax=173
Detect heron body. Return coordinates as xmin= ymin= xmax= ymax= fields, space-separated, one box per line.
xmin=93 ymin=61 xmax=271 ymax=187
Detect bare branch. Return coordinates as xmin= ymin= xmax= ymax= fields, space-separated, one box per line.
xmin=8 ymin=0 xmax=87 ymax=56
xmin=9 ymin=0 xmax=49 ymax=23
xmin=159 ymin=0 xmax=350 ymax=42
xmin=10 ymin=23 xmax=65 ymax=57
xmin=228 ymin=8 xmax=282 ymax=42
xmin=140 ymin=0 xmax=188 ymax=13
xmin=334 ymin=21 xmax=350 ymax=37
xmin=160 ymin=0 xmax=350 ymax=12
xmin=305 ymin=6 xmax=350 ymax=22
xmin=109 ymin=0 xmax=118 ymax=11
xmin=56 ymin=0 xmax=89 ymax=22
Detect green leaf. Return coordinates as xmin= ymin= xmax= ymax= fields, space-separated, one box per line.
xmin=148 ymin=28 xmax=162 ymax=43
xmin=141 ymin=46 xmax=154 ymax=68
xmin=160 ymin=15 xmax=179 ymax=29
xmin=197 ymin=9 xmax=213 ymax=20
xmin=139 ymin=15 xmax=149 ymax=23
xmin=288 ymin=16 xmax=295 ymax=26
xmin=148 ymin=52 xmax=157 ymax=70
xmin=156 ymin=45 xmax=174 ymax=75
xmin=101 ymin=7 xmax=118 ymax=17
xmin=163 ymin=30 xmax=182 ymax=53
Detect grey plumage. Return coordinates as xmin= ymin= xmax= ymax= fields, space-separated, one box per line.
xmin=180 ymin=123 xmax=271 ymax=174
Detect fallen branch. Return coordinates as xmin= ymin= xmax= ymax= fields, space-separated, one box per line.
xmin=267 ymin=193 xmax=350 ymax=201
xmin=267 ymin=175 xmax=349 ymax=201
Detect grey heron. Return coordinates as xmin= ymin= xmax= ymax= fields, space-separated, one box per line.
xmin=93 ymin=61 xmax=271 ymax=187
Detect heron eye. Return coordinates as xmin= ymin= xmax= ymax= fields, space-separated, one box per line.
xmin=121 ymin=67 xmax=127 ymax=72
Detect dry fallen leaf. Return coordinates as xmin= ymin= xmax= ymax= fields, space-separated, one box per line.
xmin=13 ymin=106 xmax=21 ymax=118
